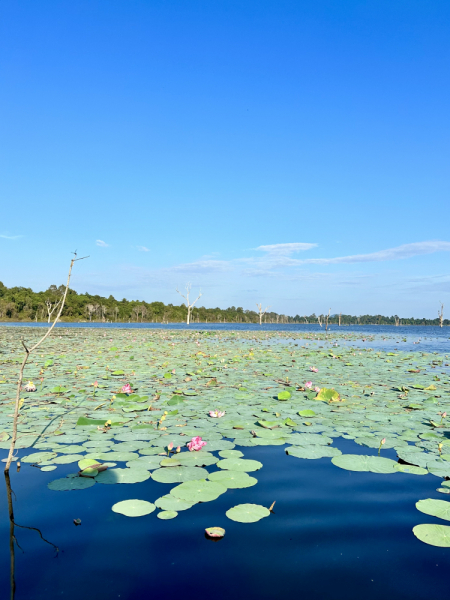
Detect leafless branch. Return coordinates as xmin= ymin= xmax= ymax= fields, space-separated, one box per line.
xmin=4 ymin=253 xmax=88 ymax=472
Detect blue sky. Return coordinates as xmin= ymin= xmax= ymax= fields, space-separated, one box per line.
xmin=1 ymin=1 xmax=449 ymax=318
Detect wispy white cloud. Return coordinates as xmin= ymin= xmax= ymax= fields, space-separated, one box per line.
xmin=137 ymin=246 xmax=150 ymax=252
xmin=96 ymin=240 xmax=109 ymax=248
xmin=168 ymin=260 xmax=232 ymax=274
xmin=256 ymin=243 xmax=317 ymax=255
xmin=0 ymin=234 xmax=23 ymax=240
xmin=293 ymin=241 xmax=450 ymax=265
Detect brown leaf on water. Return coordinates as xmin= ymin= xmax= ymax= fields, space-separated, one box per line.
xmin=269 ymin=501 xmax=276 ymax=512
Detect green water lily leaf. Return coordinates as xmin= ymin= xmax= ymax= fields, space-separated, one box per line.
xmin=258 ymin=420 xmax=280 ymax=429
xmin=286 ymin=445 xmax=342 ymax=459
xmin=95 ymin=468 xmax=151 ymax=484
xmin=416 ymin=499 xmax=450 ymax=521
xmin=154 ymin=495 xmax=194 ymax=511
xmin=226 ymin=503 xmax=270 ymax=523
xmin=48 ymin=476 xmax=96 ymax=491
xmin=22 ymin=452 xmax=57 ymax=463
xmin=112 ymin=499 xmax=155 ymax=517
xmin=151 ymin=466 xmax=208 ymax=483
xmin=278 ymin=391 xmax=291 ymax=401
xmin=78 ymin=458 xmax=103 ymax=470
xmin=315 ymin=388 xmax=340 ymax=402
xmin=170 ymin=479 xmax=227 ymax=502
xmin=167 ymin=396 xmax=184 ymax=406
xmin=298 ymin=410 xmax=316 ymax=417
xmin=394 ymin=464 xmax=427 ymax=475
xmin=413 ymin=524 xmax=450 ymax=547
xmin=157 ymin=510 xmax=178 ymax=519
xmin=80 ymin=467 xmax=99 ymax=477
xmin=40 ymin=466 xmax=57 ymax=472
xmin=216 ymin=458 xmax=262 ymax=472
xmin=208 ymin=470 xmax=257 ymax=489
xmin=331 ymin=454 xmax=397 ymax=473
xmin=53 ymin=454 xmax=84 ymax=464
xmin=219 ymin=449 xmax=244 ymax=459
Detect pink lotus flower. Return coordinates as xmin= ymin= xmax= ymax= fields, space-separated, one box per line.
xmin=172 ymin=369 xmax=176 ymax=374
xmin=187 ymin=436 xmax=207 ymax=452
xmin=24 ymin=381 xmax=36 ymax=392
xmin=93 ymin=381 xmax=98 ymax=388
xmin=209 ymin=410 xmax=226 ymax=418
xmin=305 ymin=381 xmax=313 ymax=389
xmin=121 ymin=384 xmax=132 ymax=394
xmin=309 ymin=367 xmax=318 ymax=373
xmin=314 ymin=386 xmax=321 ymax=393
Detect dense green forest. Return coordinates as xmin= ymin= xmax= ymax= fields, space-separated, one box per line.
xmin=0 ymin=282 xmax=447 ymax=325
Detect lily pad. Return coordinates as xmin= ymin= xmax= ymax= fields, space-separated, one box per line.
xmin=157 ymin=510 xmax=178 ymax=519
xmin=48 ymin=476 xmax=96 ymax=491
xmin=208 ymin=470 xmax=257 ymax=488
xmin=226 ymin=503 xmax=270 ymax=523
xmin=170 ymin=479 xmax=227 ymax=503
xmin=416 ymin=499 xmax=450 ymax=521
xmin=216 ymin=458 xmax=262 ymax=472
xmin=112 ymin=499 xmax=155 ymax=517
xmin=413 ymin=524 xmax=450 ymax=547
xmin=151 ymin=466 xmax=209 ymax=483
xmin=95 ymin=468 xmax=151 ymax=484
xmin=331 ymin=454 xmax=398 ymax=473
xmin=154 ymin=494 xmax=195 ymax=511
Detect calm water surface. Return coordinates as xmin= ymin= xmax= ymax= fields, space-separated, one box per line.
xmin=1 ymin=439 xmax=449 ymax=600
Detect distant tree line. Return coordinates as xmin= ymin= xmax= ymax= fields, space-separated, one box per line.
xmin=0 ymin=282 xmax=447 ymax=325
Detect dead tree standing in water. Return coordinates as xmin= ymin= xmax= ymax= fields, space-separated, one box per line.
xmin=256 ymin=303 xmax=271 ymax=325
xmin=176 ymin=283 xmax=202 ymax=325
xmin=438 ymin=303 xmax=444 ymax=328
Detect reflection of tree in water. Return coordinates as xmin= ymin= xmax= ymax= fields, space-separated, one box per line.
xmin=4 ymin=471 xmax=59 ymax=600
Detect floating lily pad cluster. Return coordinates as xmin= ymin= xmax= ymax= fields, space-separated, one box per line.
xmin=0 ymin=327 xmax=449 ymax=538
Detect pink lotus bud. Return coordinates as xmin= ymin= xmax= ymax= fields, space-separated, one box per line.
xmin=443 ymin=413 xmax=447 ymax=419
xmin=172 ymin=369 xmax=176 ymax=374
xmin=94 ymin=381 xmax=98 ymax=388
xmin=381 ymin=438 xmax=386 ymax=445
xmin=168 ymin=442 xmax=174 ymax=451
xmin=176 ymin=446 xmax=181 ymax=453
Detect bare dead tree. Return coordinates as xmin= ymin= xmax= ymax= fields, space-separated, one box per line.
xmin=85 ymin=303 xmax=95 ymax=321
xmin=176 ymin=283 xmax=202 ymax=325
xmin=256 ymin=303 xmax=271 ymax=325
xmin=324 ymin=308 xmax=331 ymax=332
xmin=317 ymin=315 xmax=323 ymax=327
xmin=4 ymin=253 xmax=88 ymax=473
xmin=438 ymin=303 xmax=444 ymax=328
xmin=44 ymin=297 xmax=62 ymax=323
xmin=394 ymin=315 xmax=400 ymax=326
xmin=338 ymin=312 xmax=342 ymax=327
xmin=113 ymin=306 xmax=119 ymax=322
xmin=140 ymin=304 xmax=148 ymax=322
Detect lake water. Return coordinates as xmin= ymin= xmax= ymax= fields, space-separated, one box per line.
xmin=1 ymin=438 xmax=449 ymax=600
xmin=0 ymin=324 xmax=449 ymax=600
